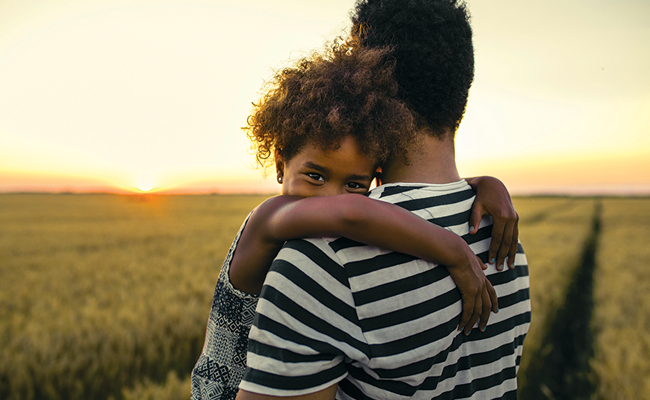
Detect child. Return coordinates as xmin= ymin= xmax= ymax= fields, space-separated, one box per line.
xmin=191 ymin=42 xmax=514 ymax=400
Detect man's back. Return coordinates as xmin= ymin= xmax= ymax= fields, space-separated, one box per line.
xmin=240 ymin=181 xmax=531 ymax=399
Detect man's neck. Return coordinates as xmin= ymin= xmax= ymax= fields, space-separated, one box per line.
xmin=382 ymin=129 xmax=461 ymax=185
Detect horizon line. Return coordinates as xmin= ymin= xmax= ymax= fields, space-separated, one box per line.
xmin=2 ymin=189 xmax=650 ymax=198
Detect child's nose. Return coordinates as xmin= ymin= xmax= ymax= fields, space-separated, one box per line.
xmin=323 ymin=185 xmax=347 ymax=197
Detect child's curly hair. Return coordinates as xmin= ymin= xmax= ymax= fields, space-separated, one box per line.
xmin=352 ymin=0 xmax=475 ymax=137
xmin=245 ymin=40 xmax=417 ymax=171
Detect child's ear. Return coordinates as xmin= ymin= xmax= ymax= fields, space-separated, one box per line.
xmin=275 ymin=149 xmax=284 ymax=184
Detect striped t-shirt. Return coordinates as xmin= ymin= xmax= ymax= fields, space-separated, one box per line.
xmin=240 ymin=181 xmax=531 ymax=399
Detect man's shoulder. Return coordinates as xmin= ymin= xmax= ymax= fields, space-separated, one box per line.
xmin=368 ymin=180 xmax=476 ymax=208
xmin=273 ymin=237 xmax=348 ymax=281
xmin=278 ymin=237 xmax=341 ymax=262
xmin=266 ymin=237 xmax=355 ymax=308
xmin=271 ymin=181 xmax=479 ymax=282
xmin=370 ymin=181 xmax=479 ymax=237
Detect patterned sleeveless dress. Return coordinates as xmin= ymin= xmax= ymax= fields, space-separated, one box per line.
xmin=191 ymin=214 xmax=259 ymax=400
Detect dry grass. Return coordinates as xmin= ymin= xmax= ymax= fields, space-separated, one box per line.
xmin=512 ymin=197 xmax=597 ymax=391
xmin=590 ymin=198 xmax=650 ymax=399
xmin=2 ymin=194 xmax=646 ymax=398
xmin=0 ymin=194 xmax=269 ymax=400
xmin=116 ymin=371 xmax=191 ymax=400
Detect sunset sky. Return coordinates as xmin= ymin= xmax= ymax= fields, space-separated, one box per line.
xmin=1 ymin=0 xmax=649 ymax=195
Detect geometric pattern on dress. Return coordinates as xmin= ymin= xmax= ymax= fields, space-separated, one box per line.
xmin=240 ymin=300 xmax=257 ymax=327
xmin=191 ymin=213 xmax=259 ymax=400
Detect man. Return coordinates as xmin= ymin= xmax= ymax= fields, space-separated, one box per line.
xmin=237 ymin=0 xmax=531 ymax=398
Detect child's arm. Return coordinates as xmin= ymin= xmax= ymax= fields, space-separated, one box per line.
xmin=465 ymin=176 xmax=519 ymax=270
xmin=229 ymin=194 xmax=496 ymax=333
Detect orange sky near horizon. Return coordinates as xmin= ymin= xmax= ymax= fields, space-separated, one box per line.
xmin=1 ymin=0 xmax=649 ymax=195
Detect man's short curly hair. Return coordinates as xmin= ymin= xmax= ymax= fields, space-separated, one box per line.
xmin=352 ymin=0 xmax=474 ymax=136
xmin=245 ymin=41 xmax=417 ymax=171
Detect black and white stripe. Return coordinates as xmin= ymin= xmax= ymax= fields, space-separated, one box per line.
xmin=240 ymin=181 xmax=531 ymax=399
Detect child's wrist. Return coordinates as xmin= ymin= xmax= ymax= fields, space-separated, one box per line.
xmin=443 ymin=235 xmax=471 ymax=269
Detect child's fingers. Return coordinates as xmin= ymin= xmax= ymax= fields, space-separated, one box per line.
xmin=478 ymin=289 xmax=492 ymax=333
xmin=495 ymin=221 xmax=515 ymax=270
xmin=464 ymin=293 xmax=481 ymax=336
xmin=507 ymin=224 xmax=519 ymax=269
xmin=488 ymin=219 xmax=505 ymax=270
xmin=468 ymin=204 xmax=484 ymax=235
xmin=457 ymin=292 xmax=475 ymax=332
xmin=487 ymin=279 xmax=498 ymax=314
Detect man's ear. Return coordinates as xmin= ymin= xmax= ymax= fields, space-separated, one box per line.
xmin=374 ymin=166 xmax=383 ymax=187
xmin=275 ymin=149 xmax=284 ymax=184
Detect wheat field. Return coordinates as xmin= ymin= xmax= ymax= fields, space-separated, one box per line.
xmin=0 ymin=194 xmax=269 ymax=400
xmin=590 ymin=198 xmax=650 ymax=400
xmin=512 ymin=197 xmax=598 ymax=395
xmin=1 ymin=194 xmax=648 ymax=399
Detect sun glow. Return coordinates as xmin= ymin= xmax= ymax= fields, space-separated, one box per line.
xmin=136 ymin=174 xmax=155 ymax=192
xmin=0 ymin=1 xmax=648 ymax=196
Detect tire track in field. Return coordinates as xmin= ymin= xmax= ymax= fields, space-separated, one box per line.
xmin=521 ymin=200 xmax=601 ymax=400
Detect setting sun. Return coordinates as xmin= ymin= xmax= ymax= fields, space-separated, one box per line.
xmin=136 ymin=174 xmax=155 ymax=192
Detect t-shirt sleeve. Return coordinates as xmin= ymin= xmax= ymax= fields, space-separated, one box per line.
xmin=238 ymin=238 xmax=370 ymax=397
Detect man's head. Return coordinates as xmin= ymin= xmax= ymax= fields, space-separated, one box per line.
xmin=352 ymin=0 xmax=475 ymax=137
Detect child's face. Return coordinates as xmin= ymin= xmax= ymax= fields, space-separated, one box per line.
xmin=276 ymin=136 xmax=377 ymax=198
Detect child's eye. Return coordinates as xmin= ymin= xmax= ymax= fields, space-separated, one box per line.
xmin=306 ymin=173 xmax=324 ymax=182
xmin=346 ymin=182 xmax=366 ymax=190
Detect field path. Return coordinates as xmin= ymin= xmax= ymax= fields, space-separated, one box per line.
xmin=521 ymin=201 xmax=601 ymax=400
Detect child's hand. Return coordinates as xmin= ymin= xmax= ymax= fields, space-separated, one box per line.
xmin=466 ymin=176 xmax=519 ymax=271
xmin=446 ymin=248 xmax=498 ymax=335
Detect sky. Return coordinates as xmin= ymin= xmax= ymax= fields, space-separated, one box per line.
xmin=0 ymin=0 xmax=649 ymax=195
